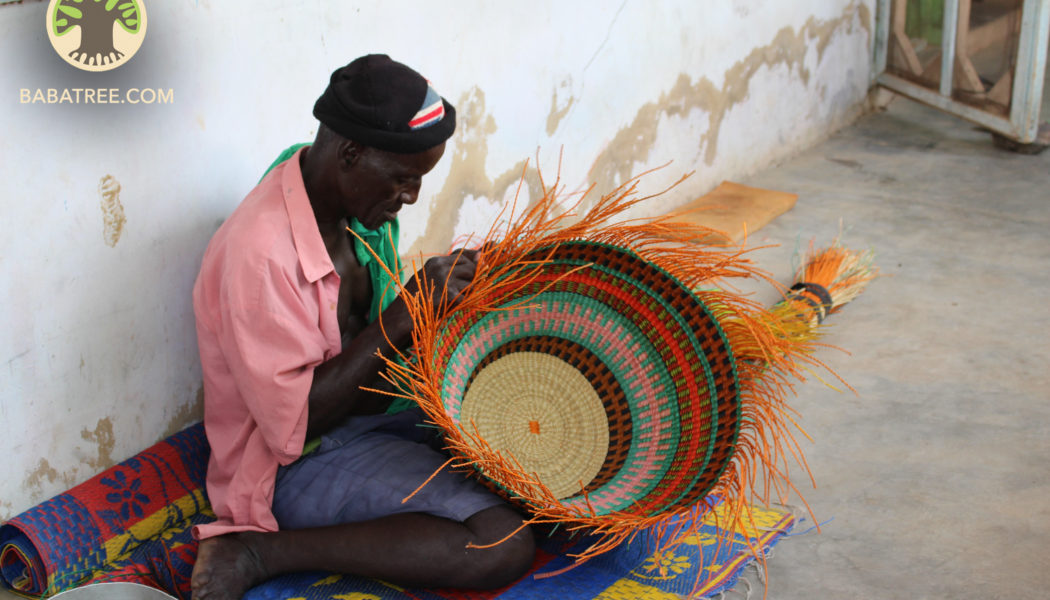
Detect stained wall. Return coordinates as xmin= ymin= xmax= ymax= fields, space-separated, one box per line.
xmin=0 ymin=0 xmax=874 ymax=518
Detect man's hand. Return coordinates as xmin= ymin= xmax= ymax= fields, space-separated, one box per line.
xmin=405 ymin=248 xmax=482 ymax=311
xmin=307 ymin=245 xmax=489 ymax=438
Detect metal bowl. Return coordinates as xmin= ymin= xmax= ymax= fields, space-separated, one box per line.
xmin=51 ymin=583 xmax=177 ymax=600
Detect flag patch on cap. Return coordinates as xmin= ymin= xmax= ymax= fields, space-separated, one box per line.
xmin=409 ymin=85 xmax=445 ymax=130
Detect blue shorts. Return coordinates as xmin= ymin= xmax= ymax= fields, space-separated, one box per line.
xmin=271 ymin=408 xmax=506 ymax=529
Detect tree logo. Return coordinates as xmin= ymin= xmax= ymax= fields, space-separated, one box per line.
xmin=46 ymin=0 xmax=147 ymax=72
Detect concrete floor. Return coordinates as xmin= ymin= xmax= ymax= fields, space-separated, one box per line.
xmin=3 ymin=84 xmax=1047 ymax=600
xmin=738 ymin=89 xmax=1050 ymax=598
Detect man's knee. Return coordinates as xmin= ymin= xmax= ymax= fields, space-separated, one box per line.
xmin=465 ymin=505 xmax=536 ymax=588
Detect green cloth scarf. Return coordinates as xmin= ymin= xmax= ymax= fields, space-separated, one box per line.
xmin=263 ymin=143 xmax=401 ymax=324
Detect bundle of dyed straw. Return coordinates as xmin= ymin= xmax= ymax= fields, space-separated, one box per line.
xmin=771 ymin=238 xmax=879 ymax=343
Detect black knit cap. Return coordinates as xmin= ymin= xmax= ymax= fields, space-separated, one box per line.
xmin=313 ymin=54 xmax=456 ymax=154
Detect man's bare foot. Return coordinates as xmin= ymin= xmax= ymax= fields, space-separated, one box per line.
xmin=191 ymin=533 xmax=270 ymax=600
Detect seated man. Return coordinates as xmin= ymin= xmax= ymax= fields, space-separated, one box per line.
xmin=190 ymin=55 xmax=534 ymax=600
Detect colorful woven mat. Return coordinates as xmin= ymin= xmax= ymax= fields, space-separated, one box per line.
xmin=1 ymin=426 xmax=793 ymax=600
xmin=243 ymin=498 xmax=794 ymax=600
xmin=0 ymin=424 xmax=209 ymax=598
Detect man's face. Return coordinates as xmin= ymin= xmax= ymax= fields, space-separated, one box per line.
xmin=339 ymin=142 xmax=446 ymax=230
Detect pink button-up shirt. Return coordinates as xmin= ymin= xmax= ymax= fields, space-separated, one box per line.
xmin=192 ymin=148 xmax=342 ymax=539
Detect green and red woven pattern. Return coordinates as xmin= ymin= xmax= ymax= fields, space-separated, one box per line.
xmin=430 ymin=241 xmax=742 ymax=521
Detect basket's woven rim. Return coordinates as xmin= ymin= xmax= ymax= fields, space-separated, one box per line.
xmin=572 ymin=241 xmax=746 ymax=510
xmin=432 ymin=241 xmax=743 ymax=517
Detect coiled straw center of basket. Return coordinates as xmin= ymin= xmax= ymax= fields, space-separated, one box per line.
xmin=461 ymin=351 xmax=610 ymax=500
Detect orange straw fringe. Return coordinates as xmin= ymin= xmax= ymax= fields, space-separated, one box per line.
xmin=351 ymin=163 xmax=861 ymax=597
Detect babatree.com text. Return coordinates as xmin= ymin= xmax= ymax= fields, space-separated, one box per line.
xmin=20 ymin=88 xmax=175 ymax=104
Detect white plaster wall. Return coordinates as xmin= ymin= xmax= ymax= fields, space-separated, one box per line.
xmin=0 ymin=0 xmax=874 ymax=519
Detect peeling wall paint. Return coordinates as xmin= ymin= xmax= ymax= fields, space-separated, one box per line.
xmin=546 ymin=78 xmax=576 ymax=136
xmin=19 ymin=419 xmax=117 ymax=496
xmin=587 ymin=1 xmax=871 ymax=202
xmin=23 ymin=458 xmax=61 ymax=491
xmin=401 ymin=1 xmax=875 ymax=248
xmin=99 ymin=175 xmax=126 ymax=247
xmin=0 ymin=0 xmax=874 ymax=518
xmin=80 ymin=418 xmax=116 ymax=470
xmin=162 ymin=386 xmax=204 ymax=439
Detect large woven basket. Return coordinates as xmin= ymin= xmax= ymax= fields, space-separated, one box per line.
xmin=430 ymin=241 xmax=742 ymax=518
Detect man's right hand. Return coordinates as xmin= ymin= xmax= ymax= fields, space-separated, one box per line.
xmin=404 ymin=248 xmax=482 ymax=312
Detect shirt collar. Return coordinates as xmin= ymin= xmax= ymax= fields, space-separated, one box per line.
xmin=281 ymin=146 xmax=335 ymax=283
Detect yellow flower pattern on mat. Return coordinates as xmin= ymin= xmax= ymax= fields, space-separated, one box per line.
xmin=678 ymin=531 xmax=720 ymax=547
xmin=311 ymin=574 xmax=343 ymax=586
xmin=633 ymin=550 xmax=692 ymax=580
